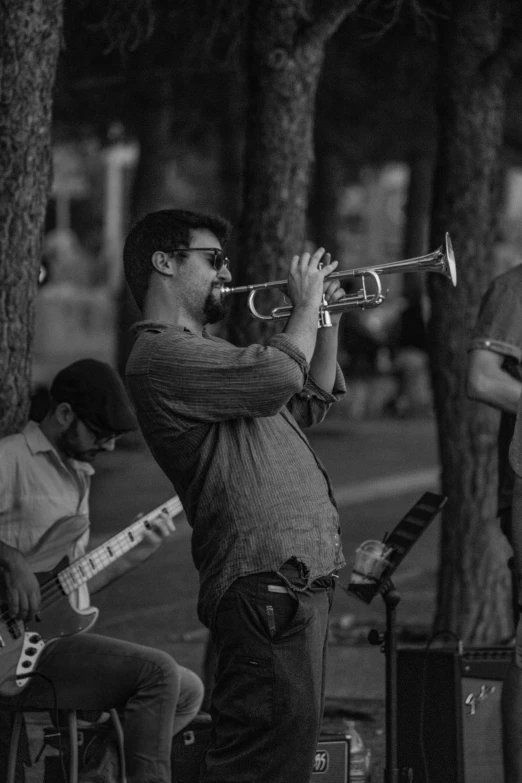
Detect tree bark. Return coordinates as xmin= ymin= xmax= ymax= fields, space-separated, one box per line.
xmin=429 ymin=0 xmax=521 ymax=644
xmin=399 ymin=152 xmax=436 ymax=351
xmin=0 ymin=0 xmax=63 ymax=437
xmin=228 ymin=0 xmax=356 ymax=346
xmin=116 ymin=77 xmax=175 ymax=376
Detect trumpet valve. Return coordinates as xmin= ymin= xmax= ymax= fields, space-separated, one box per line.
xmin=319 ymin=296 xmax=332 ymax=328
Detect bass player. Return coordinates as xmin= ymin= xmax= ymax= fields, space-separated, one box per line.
xmin=0 ymin=358 xmax=204 ymax=783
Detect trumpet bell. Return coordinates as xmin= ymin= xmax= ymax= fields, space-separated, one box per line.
xmin=444 ymin=233 xmax=457 ymax=287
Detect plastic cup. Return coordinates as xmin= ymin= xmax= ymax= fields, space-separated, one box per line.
xmin=350 ymin=540 xmax=392 ymax=585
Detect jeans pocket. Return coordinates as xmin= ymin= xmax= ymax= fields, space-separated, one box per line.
xmin=213 ymin=651 xmax=274 ymax=728
xmin=264 ymin=590 xmax=313 ymax=641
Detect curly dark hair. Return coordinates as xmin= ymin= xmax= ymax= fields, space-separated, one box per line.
xmin=123 ymin=209 xmax=232 ymax=310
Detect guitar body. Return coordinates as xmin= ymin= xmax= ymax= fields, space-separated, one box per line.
xmin=0 ymin=557 xmax=98 ymax=697
xmin=0 ymin=497 xmax=181 ymax=697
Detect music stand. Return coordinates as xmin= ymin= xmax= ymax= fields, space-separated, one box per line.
xmin=344 ymin=491 xmax=447 ymax=783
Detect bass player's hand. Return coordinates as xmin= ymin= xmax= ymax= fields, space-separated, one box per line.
xmin=2 ymin=551 xmax=41 ymax=622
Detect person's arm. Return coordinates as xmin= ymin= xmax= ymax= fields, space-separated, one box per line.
xmin=129 ymin=249 xmax=340 ymax=424
xmin=467 ymin=348 xmax=521 ymax=414
xmin=281 ymin=248 xmax=338 ymax=363
xmin=0 ymin=540 xmax=41 ymax=621
xmin=88 ymin=511 xmax=175 ymax=594
xmin=467 ymin=273 xmax=522 ymax=414
xmin=285 ymin=251 xmax=345 ymax=393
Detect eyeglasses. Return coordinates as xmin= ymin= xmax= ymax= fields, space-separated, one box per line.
xmin=79 ymin=419 xmax=119 ymax=447
xmin=169 ymin=247 xmax=230 ymax=271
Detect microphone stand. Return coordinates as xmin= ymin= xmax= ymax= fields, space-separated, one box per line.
xmin=368 ymin=579 xmax=412 ymax=783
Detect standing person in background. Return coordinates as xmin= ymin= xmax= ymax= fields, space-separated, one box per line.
xmin=466 ymin=264 xmax=522 ymax=625
xmin=466 ymin=264 xmax=522 ymax=783
xmin=123 ymin=208 xmax=346 ymax=782
xmin=0 ymin=359 xmax=204 ymax=783
xmin=503 ymin=410 xmax=522 ymax=783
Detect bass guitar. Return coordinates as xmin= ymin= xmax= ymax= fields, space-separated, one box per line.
xmin=0 ymin=496 xmax=183 ymax=697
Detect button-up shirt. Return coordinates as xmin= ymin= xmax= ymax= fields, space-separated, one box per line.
xmin=0 ymin=421 xmax=92 ymax=609
xmin=469 ymin=265 xmax=522 ymax=512
xmin=126 ymin=321 xmax=346 ymax=627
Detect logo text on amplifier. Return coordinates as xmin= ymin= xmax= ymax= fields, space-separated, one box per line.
xmin=313 ymin=750 xmax=329 ymax=773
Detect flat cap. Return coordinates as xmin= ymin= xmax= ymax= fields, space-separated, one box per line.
xmin=50 ymin=359 xmax=137 ymax=434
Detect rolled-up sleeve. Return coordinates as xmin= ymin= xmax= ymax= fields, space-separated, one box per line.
xmin=287 ymin=363 xmax=346 ymax=428
xmin=510 ymin=391 xmax=522 ymax=477
xmin=469 ymin=280 xmax=522 ymax=362
xmin=138 ymin=327 xmax=310 ymax=422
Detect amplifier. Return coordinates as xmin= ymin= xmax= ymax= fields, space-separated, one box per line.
xmin=171 ymin=713 xmax=212 ymax=782
xmin=396 ymin=646 xmax=512 ymax=783
xmin=312 ymin=734 xmax=350 ymax=782
xmin=171 ymin=717 xmax=352 ymax=782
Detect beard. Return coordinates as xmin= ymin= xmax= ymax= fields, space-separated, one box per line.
xmin=58 ymin=419 xmax=100 ymax=463
xmin=204 ymin=287 xmax=227 ymax=324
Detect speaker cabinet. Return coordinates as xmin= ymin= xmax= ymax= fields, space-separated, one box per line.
xmin=171 ymin=713 xmax=212 ymax=782
xmin=171 ymin=717 xmax=351 ymax=782
xmin=397 ymin=647 xmax=511 ymax=783
xmin=312 ymin=735 xmax=350 ymax=782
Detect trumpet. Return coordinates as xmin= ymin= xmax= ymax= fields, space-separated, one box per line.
xmin=222 ymin=233 xmax=457 ymax=328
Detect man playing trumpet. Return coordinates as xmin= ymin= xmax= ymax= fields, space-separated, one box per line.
xmin=123 ymin=208 xmax=347 ymax=782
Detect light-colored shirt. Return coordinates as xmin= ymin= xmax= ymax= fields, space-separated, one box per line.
xmin=0 ymin=421 xmax=93 ymax=609
xmin=126 ymin=321 xmax=346 ymax=628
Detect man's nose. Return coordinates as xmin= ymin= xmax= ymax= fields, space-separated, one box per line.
xmin=218 ymin=266 xmax=232 ymax=284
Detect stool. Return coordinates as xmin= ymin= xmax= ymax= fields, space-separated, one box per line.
xmin=6 ymin=707 xmax=126 ymax=783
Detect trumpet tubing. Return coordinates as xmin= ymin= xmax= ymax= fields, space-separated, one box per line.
xmin=223 ymin=233 xmax=456 ymax=326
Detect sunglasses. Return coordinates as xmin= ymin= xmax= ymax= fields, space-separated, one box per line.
xmin=169 ymin=247 xmax=230 ymax=271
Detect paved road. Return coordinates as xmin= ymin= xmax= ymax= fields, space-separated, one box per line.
xmin=87 ymin=416 xmax=440 ymax=700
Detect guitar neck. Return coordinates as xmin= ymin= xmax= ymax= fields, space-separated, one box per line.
xmin=57 ymin=496 xmax=183 ymax=596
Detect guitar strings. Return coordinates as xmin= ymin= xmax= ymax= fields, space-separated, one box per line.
xmin=0 ymin=533 xmax=135 ymax=621
xmin=1 ymin=500 xmax=180 ymax=622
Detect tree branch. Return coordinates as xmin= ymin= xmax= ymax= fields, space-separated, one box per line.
xmin=484 ymin=4 xmax=522 ymax=84
xmin=305 ymin=0 xmax=364 ymax=47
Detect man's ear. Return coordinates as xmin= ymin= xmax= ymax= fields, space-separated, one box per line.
xmin=54 ymin=402 xmax=75 ymax=428
xmin=151 ymin=251 xmax=176 ymax=276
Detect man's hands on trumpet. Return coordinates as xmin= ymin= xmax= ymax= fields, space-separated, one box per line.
xmin=287 ymin=248 xmax=346 ymax=326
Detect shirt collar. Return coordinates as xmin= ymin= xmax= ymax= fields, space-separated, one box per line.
xmin=131 ymin=320 xmax=179 ymax=334
xmin=131 ymin=320 xmax=216 ymax=339
xmin=131 ymin=320 xmax=202 ymax=337
xmin=23 ymin=421 xmax=95 ymax=476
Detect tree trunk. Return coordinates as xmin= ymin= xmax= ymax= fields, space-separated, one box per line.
xmin=429 ymin=0 xmax=521 ymax=644
xmin=399 ymin=152 xmax=435 ymax=351
xmin=228 ymin=0 xmax=354 ymax=346
xmin=116 ymin=78 xmax=175 ymax=376
xmin=309 ymin=146 xmax=345 ymax=265
xmin=0 ymin=1 xmax=63 ymax=437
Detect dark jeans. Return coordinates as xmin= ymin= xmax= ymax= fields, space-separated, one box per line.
xmin=202 ymin=563 xmax=335 ymax=783
xmin=0 ymin=633 xmax=204 ymax=783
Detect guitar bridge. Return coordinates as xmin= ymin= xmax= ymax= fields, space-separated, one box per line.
xmin=15 ymin=632 xmax=45 ymax=687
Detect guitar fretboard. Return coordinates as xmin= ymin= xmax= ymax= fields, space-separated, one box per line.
xmin=57 ymin=497 xmax=183 ymax=595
